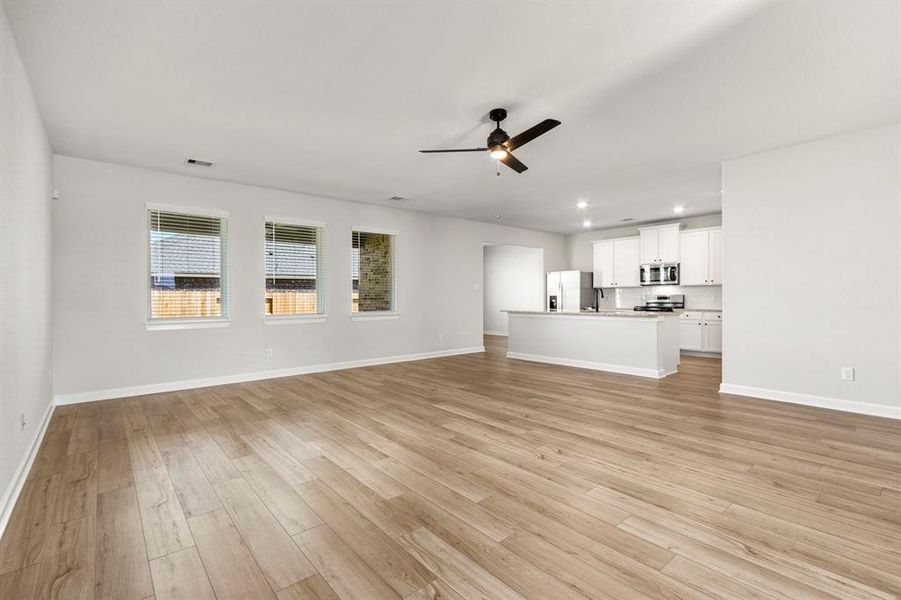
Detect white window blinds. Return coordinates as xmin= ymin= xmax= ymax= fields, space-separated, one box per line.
xmin=265 ymin=221 xmax=324 ymax=316
xmin=352 ymin=230 xmax=395 ymax=313
xmin=148 ymin=208 xmax=227 ymax=320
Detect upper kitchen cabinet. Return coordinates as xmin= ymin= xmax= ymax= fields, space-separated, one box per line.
xmin=679 ymin=227 xmax=723 ymax=286
xmin=639 ymin=223 xmax=680 ymax=264
xmin=592 ymin=237 xmax=640 ymax=288
xmin=592 ymin=241 xmax=615 ymax=288
xmin=613 ymin=237 xmax=641 ymax=287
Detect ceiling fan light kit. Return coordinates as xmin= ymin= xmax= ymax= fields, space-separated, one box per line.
xmin=420 ymin=107 xmax=560 ymax=174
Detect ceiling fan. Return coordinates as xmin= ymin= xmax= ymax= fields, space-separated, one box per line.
xmin=419 ymin=108 xmax=561 ymax=174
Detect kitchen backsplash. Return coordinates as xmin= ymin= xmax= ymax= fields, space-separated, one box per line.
xmin=598 ymin=285 xmax=722 ymax=310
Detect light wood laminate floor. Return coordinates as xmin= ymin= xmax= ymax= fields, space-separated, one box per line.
xmin=1 ymin=336 xmax=899 ymax=599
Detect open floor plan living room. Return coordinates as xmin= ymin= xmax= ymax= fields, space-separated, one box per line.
xmin=1 ymin=1 xmax=899 ymax=599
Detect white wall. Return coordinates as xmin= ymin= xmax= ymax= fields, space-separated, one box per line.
xmin=722 ymin=123 xmax=900 ymax=417
xmin=51 ymin=156 xmax=566 ymax=399
xmin=0 ymin=7 xmax=54 ymax=522
xmin=482 ymin=245 xmax=544 ymax=335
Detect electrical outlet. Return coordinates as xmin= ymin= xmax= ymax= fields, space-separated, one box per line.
xmin=19 ymin=412 xmax=26 ymax=433
xmin=473 ymin=282 xmax=481 ymax=291
xmin=437 ymin=333 xmax=444 ymax=343
xmin=841 ymin=367 xmax=855 ymax=381
xmin=265 ymin=348 xmax=274 ymax=358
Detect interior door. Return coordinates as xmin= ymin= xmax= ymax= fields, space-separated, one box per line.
xmin=679 ymin=230 xmax=708 ymax=286
xmin=613 ymin=238 xmax=641 ymax=287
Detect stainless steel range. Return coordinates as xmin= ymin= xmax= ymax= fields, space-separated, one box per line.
xmin=633 ymin=294 xmax=685 ymax=312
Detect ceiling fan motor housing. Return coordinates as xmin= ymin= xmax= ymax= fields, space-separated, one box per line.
xmin=487 ymin=128 xmax=510 ymax=147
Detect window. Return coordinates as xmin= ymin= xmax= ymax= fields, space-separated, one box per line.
xmin=265 ymin=221 xmax=324 ymax=316
xmin=148 ymin=207 xmax=227 ymax=321
xmin=352 ymin=230 xmax=396 ymax=313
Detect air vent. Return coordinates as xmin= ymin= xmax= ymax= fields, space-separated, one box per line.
xmin=387 ymin=196 xmax=407 ymax=201
xmin=184 ymin=158 xmax=215 ymax=167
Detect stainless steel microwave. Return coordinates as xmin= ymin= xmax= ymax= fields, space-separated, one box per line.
xmin=640 ymin=262 xmax=679 ymax=286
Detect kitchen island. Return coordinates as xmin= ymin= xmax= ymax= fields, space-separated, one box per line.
xmin=504 ymin=310 xmax=680 ymax=378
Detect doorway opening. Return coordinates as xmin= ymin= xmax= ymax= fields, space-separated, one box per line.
xmin=482 ymin=244 xmax=544 ymax=336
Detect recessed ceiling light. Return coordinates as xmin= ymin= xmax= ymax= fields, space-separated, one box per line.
xmin=387 ymin=195 xmax=406 ymax=201
xmin=673 ymin=205 xmax=685 ymax=214
xmin=184 ymin=158 xmax=214 ymax=167
xmin=582 ymin=220 xmax=592 ymax=228
xmin=576 ymin=200 xmax=588 ymax=209
xmin=621 ymin=217 xmax=635 ymax=222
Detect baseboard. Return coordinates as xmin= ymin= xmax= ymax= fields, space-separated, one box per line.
xmin=483 ymin=330 xmax=508 ymax=337
xmin=0 ymin=401 xmax=55 ymax=541
xmin=506 ymin=351 xmax=671 ymax=379
xmin=719 ymin=383 xmax=900 ymax=420
xmin=680 ymin=350 xmax=722 ymax=358
xmin=54 ymin=346 xmax=485 ymax=405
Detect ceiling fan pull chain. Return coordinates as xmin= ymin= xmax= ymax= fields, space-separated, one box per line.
xmin=496 ymin=160 xmax=501 ymax=176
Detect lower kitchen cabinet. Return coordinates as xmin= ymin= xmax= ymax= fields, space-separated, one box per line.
xmin=679 ymin=311 xmax=722 ymax=353
xmin=703 ymin=320 xmax=722 ymax=352
xmin=679 ymin=317 xmax=704 ymax=351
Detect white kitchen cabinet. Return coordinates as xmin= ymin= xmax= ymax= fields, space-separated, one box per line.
xmin=613 ymin=238 xmax=640 ymax=287
xmin=639 ymin=223 xmax=680 ymax=264
xmin=678 ymin=227 xmax=723 ymax=286
xmin=708 ymin=228 xmax=723 ymax=285
xmin=679 ymin=230 xmax=709 ymax=286
xmin=592 ymin=237 xmax=640 ymax=288
xmin=592 ymin=241 xmax=615 ymax=288
xmin=639 ymin=229 xmax=658 ymax=264
xmin=703 ymin=321 xmax=723 ymax=353
xmin=680 ymin=311 xmax=722 ymax=353
xmin=657 ymin=225 xmax=680 ymax=262
xmin=679 ymin=314 xmax=704 ymax=351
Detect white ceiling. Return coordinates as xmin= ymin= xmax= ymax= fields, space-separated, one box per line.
xmin=5 ymin=1 xmax=900 ymax=233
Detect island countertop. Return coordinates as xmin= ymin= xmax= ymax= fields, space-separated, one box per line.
xmin=503 ymin=309 xmax=676 ymax=319
xmin=505 ymin=309 xmax=680 ymax=378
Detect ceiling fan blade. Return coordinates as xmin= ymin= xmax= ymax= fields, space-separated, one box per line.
xmin=507 ymin=119 xmax=561 ymax=151
xmin=419 ymin=148 xmax=486 ymax=153
xmin=500 ymin=152 xmax=528 ymax=173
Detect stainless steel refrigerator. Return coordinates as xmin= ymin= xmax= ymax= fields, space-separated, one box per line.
xmin=546 ymin=271 xmax=596 ymax=312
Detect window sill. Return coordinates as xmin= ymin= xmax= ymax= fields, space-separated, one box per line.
xmin=351 ymin=312 xmax=400 ymax=322
xmin=145 ymin=319 xmax=231 ymax=331
xmin=264 ymin=315 xmax=327 ymax=325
